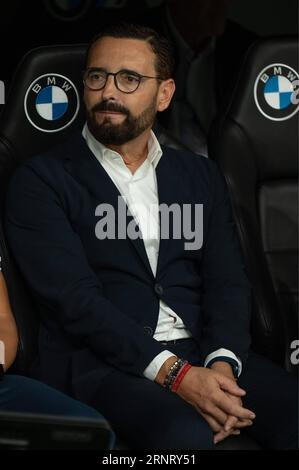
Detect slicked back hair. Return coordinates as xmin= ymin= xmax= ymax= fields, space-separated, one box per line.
xmin=85 ymin=22 xmax=175 ymax=80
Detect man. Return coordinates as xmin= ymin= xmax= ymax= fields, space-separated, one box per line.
xmin=5 ymin=23 xmax=297 ymax=449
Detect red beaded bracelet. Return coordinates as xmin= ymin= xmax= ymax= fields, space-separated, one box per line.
xmin=171 ymin=363 xmax=192 ymax=392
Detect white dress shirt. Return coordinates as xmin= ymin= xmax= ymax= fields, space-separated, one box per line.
xmin=82 ymin=124 xmax=242 ymax=379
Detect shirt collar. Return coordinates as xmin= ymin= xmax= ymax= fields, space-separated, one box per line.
xmin=82 ymin=122 xmax=163 ymax=170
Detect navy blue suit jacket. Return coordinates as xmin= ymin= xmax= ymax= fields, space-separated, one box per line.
xmin=5 ymin=132 xmax=251 ymax=399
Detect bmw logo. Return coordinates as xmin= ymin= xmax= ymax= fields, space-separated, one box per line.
xmin=24 ymin=73 xmax=80 ymax=132
xmin=254 ymin=63 xmax=299 ymax=121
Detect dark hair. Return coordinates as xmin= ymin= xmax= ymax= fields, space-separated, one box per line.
xmin=85 ymin=22 xmax=175 ymax=80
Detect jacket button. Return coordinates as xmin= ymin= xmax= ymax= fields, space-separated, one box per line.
xmin=154 ymin=283 xmax=164 ymax=296
xmin=143 ymin=326 xmax=153 ymax=336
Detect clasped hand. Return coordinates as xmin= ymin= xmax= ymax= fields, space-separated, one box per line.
xmin=175 ymin=365 xmax=255 ymax=444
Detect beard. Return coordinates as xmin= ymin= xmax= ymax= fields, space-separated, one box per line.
xmin=86 ymin=95 xmax=157 ymax=146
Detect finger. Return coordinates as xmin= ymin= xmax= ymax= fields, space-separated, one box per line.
xmin=203 ymin=403 xmax=229 ymax=426
xmin=214 ymin=428 xmax=241 ymax=444
xmin=214 ymin=432 xmax=228 ymax=444
xmin=224 ymin=415 xmax=238 ymax=432
xmin=197 ymin=408 xmax=223 ymax=433
xmin=214 ymin=430 xmax=233 ymax=444
xmin=233 ymin=419 xmax=253 ymax=429
xmin=217 ymin=375 xmax=246 ymax=397
xmin=215 ymin=393 xmax=256 ymax=420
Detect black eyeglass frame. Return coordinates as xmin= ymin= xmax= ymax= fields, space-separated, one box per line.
xmin=83 ymin=67 xmax=165 ymax=94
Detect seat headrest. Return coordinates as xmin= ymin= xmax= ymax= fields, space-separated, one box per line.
xmin=211 ymin=37 xmax=298 ymax=179
xmin=0 ymin=44 xmax=87 ymax=163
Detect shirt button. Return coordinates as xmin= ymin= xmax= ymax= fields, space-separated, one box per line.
xmin=154 ymin=283 xmax=164 ymax=296
xmin=143 ymin=326 xmax=153 ymax=336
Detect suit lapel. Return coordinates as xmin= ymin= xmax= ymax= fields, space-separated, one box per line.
xmin=155 ymin=146 xmax=190 ymax=276
xmin=63 ymin=133 xmax=154 ymax=278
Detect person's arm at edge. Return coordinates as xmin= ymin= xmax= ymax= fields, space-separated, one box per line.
xmin=0 ymin=272 xmax=18 ymax=371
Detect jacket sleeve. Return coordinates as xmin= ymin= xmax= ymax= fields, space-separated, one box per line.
xmin=5 ymin=162 xmax=165 ymax=377
xmin=198 ymin=163 xmax=252 ymax=366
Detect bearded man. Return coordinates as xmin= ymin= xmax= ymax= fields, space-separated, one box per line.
xmin=5 ymin=23 xmax=298 ymax=450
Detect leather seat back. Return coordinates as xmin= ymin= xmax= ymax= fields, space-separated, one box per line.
xmin=0 ymin=44 xmax=87 ymax=373
xmin=209 ymin=37 xmax=298 ymax=370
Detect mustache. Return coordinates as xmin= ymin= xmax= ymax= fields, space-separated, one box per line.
xmin=92 ymin=101 xmax=129 ymax=115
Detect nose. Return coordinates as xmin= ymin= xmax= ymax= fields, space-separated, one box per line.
xmin=101 ymin=74 xmax=118 ymax=100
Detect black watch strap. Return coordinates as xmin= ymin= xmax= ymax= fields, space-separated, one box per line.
xmin=207 ymin=356 xmax=240 ymax=378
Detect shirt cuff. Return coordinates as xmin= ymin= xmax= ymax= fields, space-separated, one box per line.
xmin=204 ymin=348 xmax=242 ymax=377
xmin=143 ymin=350 xmax=176 ymax=381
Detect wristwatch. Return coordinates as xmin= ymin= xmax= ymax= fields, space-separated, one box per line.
xmin=207 ymin=356 xmax=240 ymax=379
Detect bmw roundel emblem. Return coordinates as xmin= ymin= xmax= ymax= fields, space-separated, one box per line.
xmin=254 ymin=63 xmax=299 ymax=121
xmin=24 ymin=74 xmax=80 ymax=132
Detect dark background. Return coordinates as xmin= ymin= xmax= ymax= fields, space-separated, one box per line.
xmin=0 ymin=0 xmax=298 ymax=95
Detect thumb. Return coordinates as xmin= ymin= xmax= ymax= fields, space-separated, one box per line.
xmin=217 ymin=374 xmax=246 ymax=397
xmin=224 ymin=415 xmax=238 ymax=432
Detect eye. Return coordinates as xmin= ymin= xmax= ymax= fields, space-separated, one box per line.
xmin=89 ymin=71 xmax=106 ymax=82
xmin=119 ymin=72 xmax=140 ymax=84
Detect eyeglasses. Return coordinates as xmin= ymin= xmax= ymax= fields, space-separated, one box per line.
xmin=83 ymin=68 xmax=164 ymax=94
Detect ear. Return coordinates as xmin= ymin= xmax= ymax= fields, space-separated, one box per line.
xmin=157 ymin=79 xmax=176 ymax=112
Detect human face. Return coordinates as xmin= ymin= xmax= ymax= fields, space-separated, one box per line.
xmin=84 ymin=37 xmax=168 ymax=146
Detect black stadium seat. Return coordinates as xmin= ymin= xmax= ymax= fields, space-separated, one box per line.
xmin=0 ymin=44 xmax=116 ymax=451
xmin=0 ymin=44 xmax=87 ymax=374
xmin=209 ymin=37 xmax=298 ymax=373
xmin=0 ymin=44 xmax=87 ymax=188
